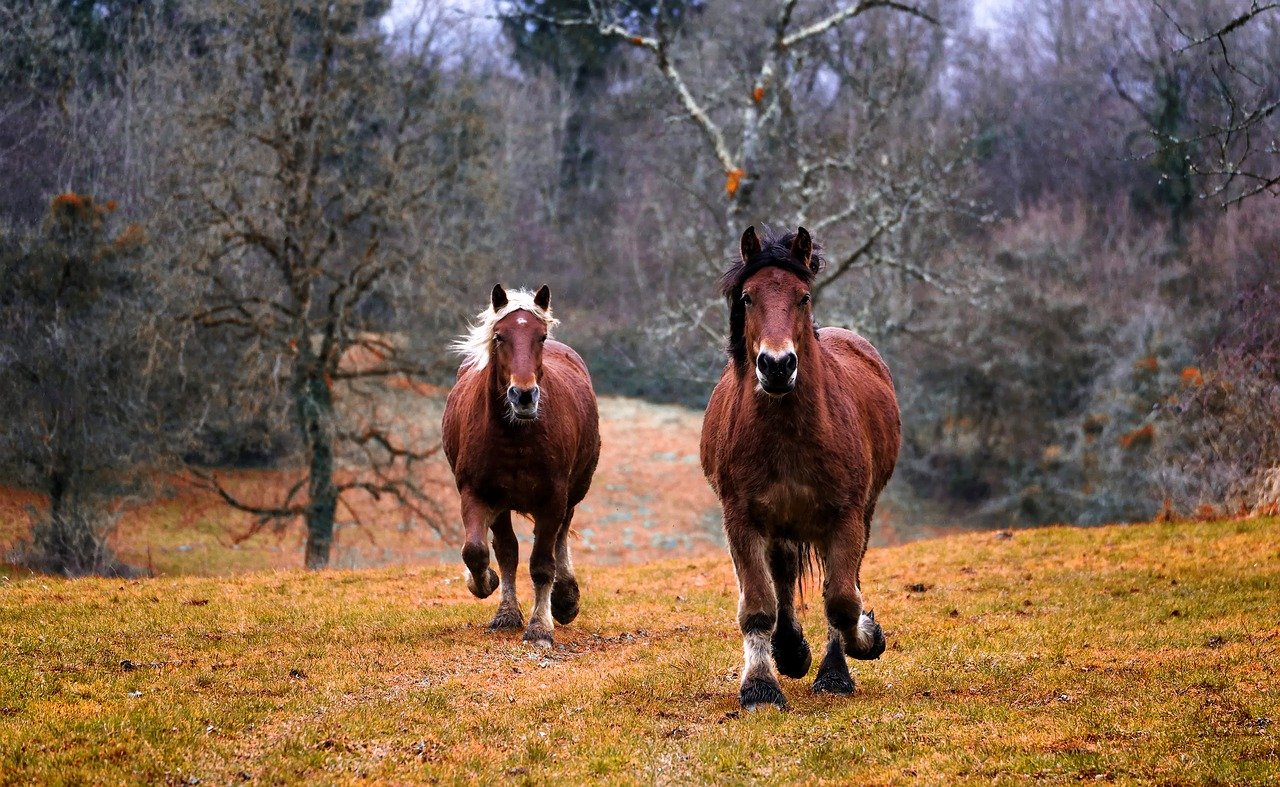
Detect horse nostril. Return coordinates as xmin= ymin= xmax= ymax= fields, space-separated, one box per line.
xmin=756 ymin=354 xmax=769 ymax=374
xmin=784 ymin=353 xmax=797 ymax=374
xmin=518 ymin=388 xmax=534 ymax=406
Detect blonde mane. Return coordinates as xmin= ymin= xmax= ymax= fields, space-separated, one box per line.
xmin=452 ymin=289 xmax=559 ymax=371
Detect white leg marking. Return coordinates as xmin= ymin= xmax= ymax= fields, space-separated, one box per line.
xmin=556 ymin=535 xmax=574 ymax=580
xmin=528 ymin=582 xmax=554 ymax=647
xmin=742 ymin=630 xmax=776 ymax=685
xmin=854 ymin=613 xmax=877 ymax=651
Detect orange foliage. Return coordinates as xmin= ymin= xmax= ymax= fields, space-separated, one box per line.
xmin=1134 ymin=355 xmax=1158 ymax=373
xmin=1179 ymin=366 xmax=1203 ymax=386
xmin=725 ymin=168 xmax=745 ymax=197
xmin=1118 ymin=423 xmax=1155 ymax=450
xmin=630 ymin=36 xmax=645 ymax=45
xmin=51 ymin=192 xmax=87 ymax=210
xmin=752 ymin=86 xmax=764 ymax=103
xmin=113 ymin=223 xmax=145 ymax=249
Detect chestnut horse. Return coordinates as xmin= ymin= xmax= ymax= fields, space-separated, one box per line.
xmin=701 ymin=226 xmax=901 ymax=709
xmin=442 ymin=284 xmax=601 ymax=647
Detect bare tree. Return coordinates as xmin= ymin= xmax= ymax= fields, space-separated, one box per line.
xmin=0 ymin=193 xmax=176 ymax=576
xmin=560 ymin=1 xmax=968 ymax=267
xmin=173 ymin=0 xmax=503 ymax=569
xmin=1146 ymin=0 xmax=1280 ymax=207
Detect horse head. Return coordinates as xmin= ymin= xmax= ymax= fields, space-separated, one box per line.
xmin=724 ymin=226 xmax=821 ymax=397
xmin=488 ymin=283 xmax=553 ymax=420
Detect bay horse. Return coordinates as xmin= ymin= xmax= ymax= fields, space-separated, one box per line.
xmin=700 ymin=226 xmax=901 ymax=709
xmin=442 ymin=284 xmax=601 ymax=647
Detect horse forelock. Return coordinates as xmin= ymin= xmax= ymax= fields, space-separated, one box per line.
xmin=451 ymin=289 xmax=560 ymax=372
xmin=721 ymin=227 xmax=824 ymax=369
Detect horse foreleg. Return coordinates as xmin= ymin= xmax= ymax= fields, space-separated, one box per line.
xmin=726 ymin=511 xmax=785 ymax=710
xmin=460 ymin=492 xmax=499 ymax=599
xmin=487 ymin=512 xmax=524 ymax=631
xmin=551 ymin=510 xmax=580 ymax=625
xmin=522 ymin=511 xmax=560 ymax=648
xmin=769 ymin=540 xmax=812 ymax=679
xmin=813 ymin=519 xmax=886 ymax=694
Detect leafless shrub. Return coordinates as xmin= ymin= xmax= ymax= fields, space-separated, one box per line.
xmin=1159 ymin=280 xmax=1280 ymax=515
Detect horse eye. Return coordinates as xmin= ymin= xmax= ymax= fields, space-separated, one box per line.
xmin=799 ymin=294 xmax=811 ymax=306
xmin=493 ymin=334 xmax=504 ymax=344
xmin=539 ymin=336 xmax=547 ymax=343
xmin=742 ymin=293 xmax=753 ymax=306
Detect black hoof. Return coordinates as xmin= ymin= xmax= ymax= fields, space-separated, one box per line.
xmin=772 ymin=625 xmax=812 ymax=679
xmin=551 ymin=578 xmax=580 ymax=625
xmin=845 ymin=611 xmax=887 ymax=661
xmin=522 ymin=625 xmax=553 ymax=649
xmin=740 ymin=678 xmax=787 ymax=710
xmin=812 ymin=669 xmax=855 ymax=695
xmin=467 ymin=568 xmax=499 ymax=599
xmin=487 ymin=606 xmax=524 ymax=632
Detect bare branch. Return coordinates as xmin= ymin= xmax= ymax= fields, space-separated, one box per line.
xmin=782 ymin=0 xmax=938 ymax=48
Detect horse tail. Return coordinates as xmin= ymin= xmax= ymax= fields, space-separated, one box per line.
xmin=793 ymin=540 xmax=821 ymax=604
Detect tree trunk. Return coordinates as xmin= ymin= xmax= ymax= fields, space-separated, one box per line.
xmin=47 ymin=467 xmax=72 ymax=569
xmin=297 ymin=370 xmax=337 ymax=570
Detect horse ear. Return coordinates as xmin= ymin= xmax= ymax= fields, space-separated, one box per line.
xmin=491 ymin=284 xmax=508 ymax=311
xmin=534 ymin=284 xmax=551 ymax=311
xmin=791 ymin=226 xmax=816 ymax=273
xmin=740 ymin=225 xmax=761 ymax=264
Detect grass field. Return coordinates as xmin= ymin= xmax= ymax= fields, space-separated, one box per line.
xmin=2 ymin=516 xmax=1276 ymax=784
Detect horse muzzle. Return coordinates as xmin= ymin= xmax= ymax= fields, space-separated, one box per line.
xmin=506 ymin=384 xmax=541 ymax=419
xmin=756 ymin=351 xmax=797 ymax=396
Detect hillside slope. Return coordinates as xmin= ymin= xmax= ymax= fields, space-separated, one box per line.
xmin=2 ymin=518 xmax=1277 ymax=783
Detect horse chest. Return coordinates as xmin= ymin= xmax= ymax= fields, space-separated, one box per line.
xmin=467 ymin=438 xmax=561 ymax=508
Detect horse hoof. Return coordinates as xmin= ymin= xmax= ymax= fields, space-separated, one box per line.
xmin=466 ymin=567 xmax=499 ymax=599
xmin=846 ymin=611 xmax=886 ymax=661
xmin=487 ymin=607 xmax=524 ymax=632
xmin=551 ymin=579 xmax=580 ymax=625
xmin=740 ymin=678 xmax=787 ymax=711
xmin=812 ymin=670 xmax=855 ymax=695
xmin=522 ymin=627 xmax=553 ymax=649
xmin=772 ymin=629 xmax=812 ymax=679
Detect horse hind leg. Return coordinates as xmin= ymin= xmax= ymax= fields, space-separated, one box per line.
xmin=812 ymin=623 xmax=855 ymax=695
xmin=551 ymin=510 xmax=580 ymax=625
xmin=487 ymin=512 xmax=524 ymax=631
xmin=769 ymin=540 xmax=812 ymax=679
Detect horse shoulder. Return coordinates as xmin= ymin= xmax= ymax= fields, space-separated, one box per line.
xmin=541 ymin=340 xmax=601 ymax=452
xmin=700 ymin=368 xmax=736 ymax=489
xmin=817 ymin=327 xmax=894 ymax=389
xmin=817 ymin=327 xmax=901 ymax=488
xmin=442 ymin=365 xmax=485 ymax=470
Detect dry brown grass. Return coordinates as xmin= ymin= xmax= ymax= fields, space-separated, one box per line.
xmin=1 ymin=517 xmax=1276 ymax=783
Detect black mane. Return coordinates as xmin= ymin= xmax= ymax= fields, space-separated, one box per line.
xmin=720 ymin=226 xmax=824 ymax=369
